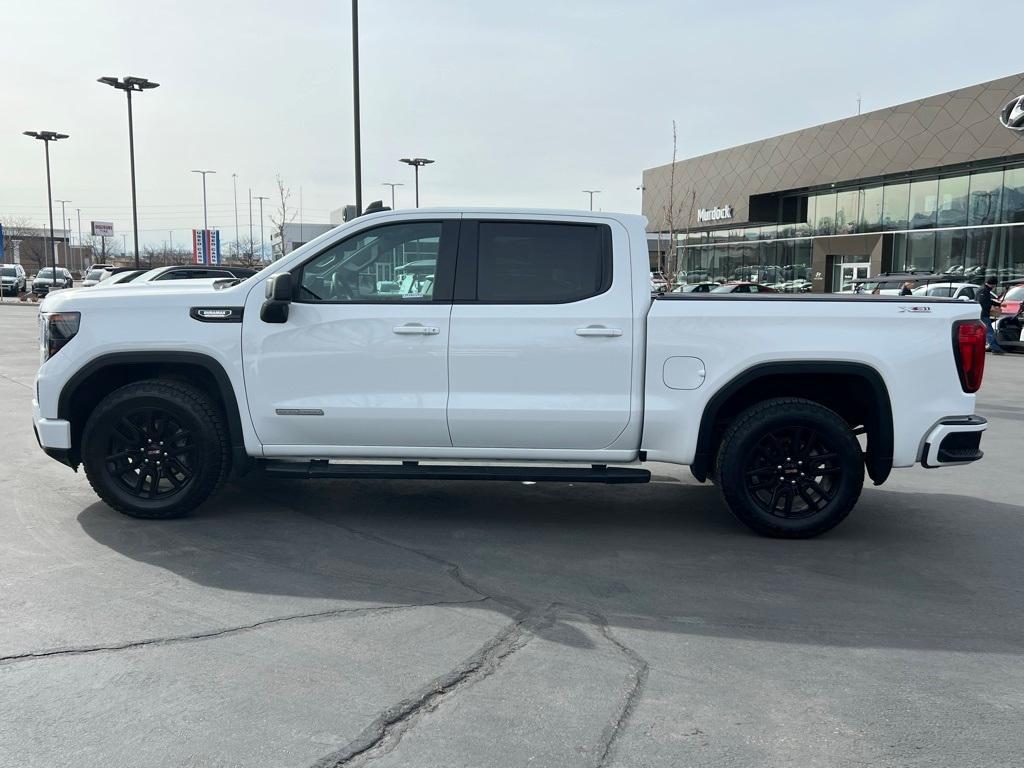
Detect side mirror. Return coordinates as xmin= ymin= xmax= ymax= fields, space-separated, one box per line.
xmin=261 ymin=272 xmax=292 ymax=323
xmin=957 ymin=295 xmax=972 ymax=302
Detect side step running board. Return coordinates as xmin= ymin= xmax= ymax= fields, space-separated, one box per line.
xmin=260 ymin=460 xmax=650 ymax=484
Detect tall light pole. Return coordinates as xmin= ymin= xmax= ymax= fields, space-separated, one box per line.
xmin=583 ymin=190 xmax=601 ymax=211
xmin=248 ymin=188 xmax=254 ymax=262
xmin=56 ymin=200 xmax=71 ymax=270
xmin=98 ymin=76 xmax=159 ymax=270
xmin=399 ymin=158 xmax=434 ymax=208
xmin=23 ymin=131 xmax=69 ymax=291
xmin=231 ymin=173 xmax=240 ymax=257
xmin=352 ymin=0 xmax=363 ymax=216
xmin=255 ymin=195 xmax=269 ymax=261
xmin=191 ymin=170 xmax=216 ymax=232
xmin=382 ymin=182 xmax=403 ymax=209
xmin=75 ymin=208 xmax=83 ymax=272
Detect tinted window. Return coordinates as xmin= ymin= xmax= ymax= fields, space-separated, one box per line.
xmin=475 ymin=222 xmax=609 ymax=303
xmin=298 ymin=221 xmax=441 ymax=303
xmin=0 ymin=267 xmax=14 ymax=276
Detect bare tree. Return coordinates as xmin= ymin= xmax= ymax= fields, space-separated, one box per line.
xmin=660 ymin=122 xmax=697 ymax=283
xmin=268 ymin=174 xmax=295 ymax=261
xmin=233 ymin=237 xmax=265 ymax=267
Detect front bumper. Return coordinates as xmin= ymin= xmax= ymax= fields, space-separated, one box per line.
xmin=33 ymin=398 xmax=71 ymax=447
xmin=920 ymin=415 xmax=987 ymax=468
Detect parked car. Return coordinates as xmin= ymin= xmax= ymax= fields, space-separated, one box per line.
xmin=999 ymin=281 xmax=1024 ymax=317
xmin=31 ymin=267 xmax=73 ymax=296
xmin=1 ymin=263 xmax=28 ymax=295
xmin=672 ymin=282 xmax=718 ymax=293
xmin=993 ymin=282 xmax=1024 ymax=352
xmin=711 ymin=281 xmax=778 ymax=293
xmin=90 ymin=269 xmax=149 ymax=288
xmin=81 ymin=266 xmax=116 ymax=287
xmin=34 ymin=208 xmax=987 ymax=539
xmin=141 ymin=265 xmax=258 ymax=282
xmin=650 ymin=271 xmax=669 ymax=294
xmin=912 ymin=282 xmax=980 ymax=302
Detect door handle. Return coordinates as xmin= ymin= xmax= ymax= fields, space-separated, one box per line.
xmin=393 ymin=324 xmax=440 ymax=335
xmin=575 ymin=327 xmax=623 ymax=337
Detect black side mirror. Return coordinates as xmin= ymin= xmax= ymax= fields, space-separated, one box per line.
xmin=261 ymin=272 xmax=292 ymax=323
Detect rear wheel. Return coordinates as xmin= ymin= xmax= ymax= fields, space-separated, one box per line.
xmin=82 ymin=380 xmax=229 ymax=519
xmin=715 ymin=398 xmax=863 ymax=538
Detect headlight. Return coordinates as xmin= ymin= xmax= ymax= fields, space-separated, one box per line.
xmin=40 ymin=312 xmax=80 ymax=362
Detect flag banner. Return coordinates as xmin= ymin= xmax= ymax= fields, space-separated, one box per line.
xmin=193 ymin=229 xmax=220 ymax=265
xmin=192 ymin=229 xmax=207 ymax=264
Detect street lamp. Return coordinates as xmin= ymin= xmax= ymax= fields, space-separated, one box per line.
xmin=382 ymin=182 xmax=403 ymax=209
xmin=231 ymin=173 xmax=240 ymax=256
xmin=56 ymin=199 xmax=71 ymax=275
xmin=583 ymin=190 xmax=601 ymax=211
xmin=399 ymin=158 xmax=434 ymax=208
xmin=254 ymin=195 xmax=269 ymax=261
xmin=98 ymin=75 xmax=160 ymax=270
xmin=191 ymin=170 xmax=216 ymax=232
xmin=23 ymin=131 xmax=69 ymax=292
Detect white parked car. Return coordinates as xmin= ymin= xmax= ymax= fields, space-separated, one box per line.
xmin=34 ymin=209 xmax=987 ymax=538
xmin=912 ymin=282 xmax=980 ymax=302
xmin=81 ymin=266 xmax=116 ymax=287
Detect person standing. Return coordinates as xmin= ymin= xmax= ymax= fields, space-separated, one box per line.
xmin=978 ymin=277 xmax=1005 ymax=355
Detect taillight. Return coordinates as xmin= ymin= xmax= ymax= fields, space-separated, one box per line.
xmin=952 ymin=320 xmax=985 ymax=393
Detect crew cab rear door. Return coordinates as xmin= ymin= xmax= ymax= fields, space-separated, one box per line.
xmin=242 ymin=217 xmax=459 ymax=449
xmin=446 ymin=217 xmax=634 ymax=450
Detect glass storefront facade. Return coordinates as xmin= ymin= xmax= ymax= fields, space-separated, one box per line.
xmin=676 ymin=161 xmax=1024 ymax=289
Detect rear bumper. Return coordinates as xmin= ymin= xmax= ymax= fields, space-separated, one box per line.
xmin=920 ymin=415 xmax=987 ymax=468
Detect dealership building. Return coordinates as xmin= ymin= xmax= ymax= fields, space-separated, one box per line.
xmin=641 ymin=72 xmax=1024 ymax=291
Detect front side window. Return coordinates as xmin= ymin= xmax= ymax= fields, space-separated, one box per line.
xmin=474 ymin=222 xmax=610 ymax=303
xmin=297 ymin=221 xmax=441 ymax=303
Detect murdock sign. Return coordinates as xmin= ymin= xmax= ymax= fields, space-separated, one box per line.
xmin=697 ymin=205 xmax=733 ymax=223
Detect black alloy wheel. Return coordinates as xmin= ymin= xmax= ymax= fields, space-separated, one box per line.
xmin=82 ymin=380 xmax=229 ymax=519
xmin=715 ymin=398 xmax=864 ymax=538
xmin=742 ymin=425 xmax=841 ymax=519
xmin=103 ymin=408 xmax=197 ymax=501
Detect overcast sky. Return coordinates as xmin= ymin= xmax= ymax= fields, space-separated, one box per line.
xmin=3 ymin=0 xmax=1023 ymax=249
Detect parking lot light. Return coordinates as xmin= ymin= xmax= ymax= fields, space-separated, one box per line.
xmin=23 ymin=131 xmax=69 ymax=293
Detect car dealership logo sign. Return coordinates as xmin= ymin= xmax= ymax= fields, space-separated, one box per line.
xmin=697 ymin=205 xmax=733 ymax=223
xmin=999 ymin=94 xmax=1024 ymax=131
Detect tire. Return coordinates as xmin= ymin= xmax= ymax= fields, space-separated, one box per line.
xmin=82 ymin=380 xmax=229 ymax=519
xmin=714 ymin=397 xmax=864 ymax=538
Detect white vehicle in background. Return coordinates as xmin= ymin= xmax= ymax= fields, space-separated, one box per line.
xmin=81 ymin=266 xmax=116 ymax=287
xmin=33 ymin=209 xmax=989 ymax=539
xmin=912 ymin=282 xmax=980 ymax=302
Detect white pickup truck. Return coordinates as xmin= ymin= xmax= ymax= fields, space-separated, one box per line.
xmin=33 ymin=209 xmax=989 ymax=537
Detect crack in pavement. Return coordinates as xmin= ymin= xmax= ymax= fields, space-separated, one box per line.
xmin=309 ymin=606 xmax=558 ymax=768
xmin=0 ymin=372 xmax=33 ymax=391
xmin=589 ymin=615 xmax=650 ymax=768
xmin=0 ymin=597 xmax=488 ymax=666
xmin=263 ymin=490 xmax=650 ymax=768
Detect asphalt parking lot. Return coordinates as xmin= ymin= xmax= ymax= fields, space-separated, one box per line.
xmin=2 ymin=302 xmax=1023 ymax=768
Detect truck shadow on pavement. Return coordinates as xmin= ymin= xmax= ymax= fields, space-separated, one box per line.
xmin=77 ymin=477 xmax=1024 ymax=655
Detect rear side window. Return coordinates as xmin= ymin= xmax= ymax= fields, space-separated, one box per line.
xmin=474 ymin=222 xmax=611 ymax=303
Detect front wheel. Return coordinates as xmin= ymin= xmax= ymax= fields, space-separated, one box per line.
xmin=715 ymin=398 xmax=864 ymax=538
xmin=82 ymin=380 xmax=229 ymax=519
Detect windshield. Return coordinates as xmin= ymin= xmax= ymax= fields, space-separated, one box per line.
xmin=0 ymin=267 xmax=15 ymax=277
xmin=85 ymin=270 xmax=105 ymax=281
xmin=710 ymin=284 xmax=737 ymax=293
xmin=37 ymin=268 xmax=54 ymax=278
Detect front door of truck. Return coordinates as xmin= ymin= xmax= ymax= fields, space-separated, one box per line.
xmin=242 ymin=217 xmax=459 ymax=450
xmin=446 ymin=218 xmax=634 ymax=450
